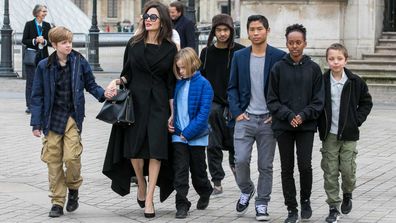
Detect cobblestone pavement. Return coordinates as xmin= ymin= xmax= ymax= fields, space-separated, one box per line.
xmin=1 ymin=50 xmax=396 ymax=222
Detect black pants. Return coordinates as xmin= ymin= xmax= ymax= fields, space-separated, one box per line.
xmin=277 ymin=131 xmax=314 ymax=212
xmin=25 ymin=64 xmax=36 ymax=109
xmin=207 ymin=102 xmax=235 ymax=185
xmin=173 ymin=143 xmax=213 ymax=209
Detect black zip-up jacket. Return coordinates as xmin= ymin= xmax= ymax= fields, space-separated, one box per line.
xmin=318 ymin=68 xmax=373 ymax=141
xmin=267 ymin=54 xmax=324 ymax=135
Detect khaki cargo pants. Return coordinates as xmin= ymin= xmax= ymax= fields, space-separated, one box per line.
xmin=320 ymin=133 xmax=357 ymax=208
xmin=41 ymin=117 xmax=83 ymax=207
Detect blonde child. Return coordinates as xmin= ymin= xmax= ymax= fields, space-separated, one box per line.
xmin=168 ymin=47 xmax=214 ymax=219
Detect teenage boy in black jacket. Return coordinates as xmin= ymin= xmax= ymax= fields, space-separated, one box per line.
xmin=200 ymin=14 xmax=245 ymax=196
xmin=267 ymin=24 xmax=324 ymax=223
xmin=318 ymin=43 xmax=372 ymax=223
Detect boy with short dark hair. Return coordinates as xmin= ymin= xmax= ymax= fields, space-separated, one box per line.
xmin=228 ymin=15 xmax=285 ymax=221
xmin=318 ymin=43 xmax=373 ymax=223
xmin=30 ymin=26 xmax=107 ymax=217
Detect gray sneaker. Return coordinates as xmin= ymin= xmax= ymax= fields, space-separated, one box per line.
xmin=211 ymin=185 xmax=223 ymax=196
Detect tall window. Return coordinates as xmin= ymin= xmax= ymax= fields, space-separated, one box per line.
xmin=108 ymin=0 xmax=118 ymax=18
xmin=72 ymin=0 xmax=85 ymax=11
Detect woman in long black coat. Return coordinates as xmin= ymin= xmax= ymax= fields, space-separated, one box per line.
xmin=22 ymin=4 xmax=51 ymax=114
xmin=102 ymin=1 xmax=177 ymax=218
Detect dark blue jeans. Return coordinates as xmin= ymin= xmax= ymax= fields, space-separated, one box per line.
xmin=25 ymin=64 xmax=36 ymax=109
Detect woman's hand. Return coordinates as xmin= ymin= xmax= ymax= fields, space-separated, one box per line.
xmin=105 ymin=79 xmax=118 ymax=99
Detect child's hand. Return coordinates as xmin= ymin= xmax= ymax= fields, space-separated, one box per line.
xmin=236 ymin=113 xmax=250 ymax=122
xmin=180 ymin=134 xmax=186 ymax=141
xmin=264 ymin=116 xmax=272 ymax=124
xmin=168 ymin=116 xmax=174 ymax=133
xmin=295 ymin=115 xmax=303 ymax=125
xmin=290 ymin=115 xmax=302 ymax=128
xmin=32 ymin=129 xmax=41 ymax=137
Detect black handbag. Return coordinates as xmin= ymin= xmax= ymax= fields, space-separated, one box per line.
xmin=23 ymin=48 xmax=37 ymax=66
xmin=96 ymin=85 xmax=135 ymax=125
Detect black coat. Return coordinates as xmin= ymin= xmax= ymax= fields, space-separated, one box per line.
xmin=102 ymin=39 xmax=177 ymax=201
xmin=22 ymin=19 xmax=51 ymax=63
xmin=317 ymin=68 xmax=373 ymax=141
xmin=173 ymin=15 xmax=195 ymax=49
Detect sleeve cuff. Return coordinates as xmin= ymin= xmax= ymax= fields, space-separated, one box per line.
xmin=32 ymin=125 xmax=41 ymax=131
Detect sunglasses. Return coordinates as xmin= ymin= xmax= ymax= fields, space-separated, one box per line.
xmin=142 ymin=13 xmax=160 ymax=22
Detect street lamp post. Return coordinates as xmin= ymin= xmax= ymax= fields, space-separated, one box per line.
xmin=0 ymin=0 xmax=17 ymax=77
xmin=185 ymin=0 xmax=199 ymax=52
xmin=88 ymin=0 xmax=103 ymax=71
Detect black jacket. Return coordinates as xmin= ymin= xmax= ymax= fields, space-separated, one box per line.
xmin=173 ymin=15 xmax=195 ymax=49
xmin=318 ymin=68 xmax=373 ymax=141
xmin=22 ymin=19 xmax=51 ymax=62
xmin=267 ymin=54 xmax=324 ymax=135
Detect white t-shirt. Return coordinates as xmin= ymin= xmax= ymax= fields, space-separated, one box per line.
xmin=172 ymin=29 xmax=181 ymax=48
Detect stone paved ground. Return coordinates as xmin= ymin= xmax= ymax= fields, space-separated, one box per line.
xmin=1 ymin=47 xmax=396 ymax=222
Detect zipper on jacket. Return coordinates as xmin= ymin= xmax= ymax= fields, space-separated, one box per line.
xmin=338 ymin=82 xmax=352 ymax=139
xmin=323 ymin=109 xmax=329 ymax=139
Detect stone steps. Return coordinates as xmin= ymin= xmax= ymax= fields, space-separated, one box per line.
xmin=347 ymin=60 xmax=396 ymax=69
xmin=362 ymin=53 xmax=396 ymax=61
xmin=377 ymin=39 xmax=396 ymax=46
xmin=374 ymin=46 xmax=396 ymax=53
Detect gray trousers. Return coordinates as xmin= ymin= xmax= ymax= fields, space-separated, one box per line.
xmin=234 ymin=113 xmax=276 ymax=206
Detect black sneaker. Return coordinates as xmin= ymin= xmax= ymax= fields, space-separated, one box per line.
xmin=300 ymin=199 xmax=312 ymax=220
xmin=66 ymin=189 xmax=79 ymax=212
xmin=48 ymin=204 xmax=64 ymax=217
xmin=325 ymin=207 xmax=340 ymax=223
xmin=255 ymin=204 xmax=270 ymax=221
xmin=236 ymin=188 xmax=255 ymax=216
xmin=175 ymin=206 xmax=189 ymax=219
xmin=197 ymin=195 xmax=210 ymax=210
xmin=284 ymin=210 xmax=299 ymax=223
xmin=341 ymin=193 xmax=352 ymax=214
xmin=25 ymin=108 xmax=31 ymax=114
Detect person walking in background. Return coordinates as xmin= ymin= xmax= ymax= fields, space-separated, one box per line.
xmin=102 ymin=1 xmax=177 ymax=218
xmin=30 ymin=26 xmax=107 ymax=218
xmin=318 ymin=43 xmax=372 ymax=223
xmin=199 ymin=14 xmax=245 ymax=196
xmin=267 ymin=24 xmax=324 ymax=223
xmin=227 ymin=15 xmax=285 ymax=221
xmin=168 ymin=47 xmax=214 ymax=219
xmin=169 ymin=1 xmax=196 ymax=49
xmin=22 ymin=4 xmax=51 ymax=114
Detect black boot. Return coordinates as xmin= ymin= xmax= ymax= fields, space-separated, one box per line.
xmin=48 ymin=204 xmax=64 ymax=217
xmin=66 ymin=189 xmax=79 ymax=212
xmin=341 ymin=193 xmax=352 ymax=214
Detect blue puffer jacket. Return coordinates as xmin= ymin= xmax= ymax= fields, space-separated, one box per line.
xmin=30 ymin=50 xmax=105 ymax=135
xmin=173 ymin=71 xmax=213 ymax=140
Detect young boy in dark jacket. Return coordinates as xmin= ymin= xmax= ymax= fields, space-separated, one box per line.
xmin=30 ymin=26 xmax=107 ymax=217
xmin=318 ymin=43 xmax=373 ymax=223
xmin=267 ymin=24 xmax=324 ymax=223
